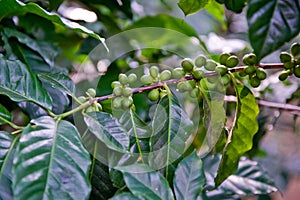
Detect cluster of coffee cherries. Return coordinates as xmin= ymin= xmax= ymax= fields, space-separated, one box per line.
xmin=278 ymin=42 xmax=300 ymax=81
xmin=111 ymin=73 xmax=137 ymax=109
xmin=77 ymin=88 xmax=102 ymax=112
xmin=140 ymin=66 xmax=172 ymax=101
xmin=238 ymin=53 xmax=267 ymax=88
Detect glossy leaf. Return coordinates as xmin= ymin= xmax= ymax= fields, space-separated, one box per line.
xmin=110 ymin=192 xmax=144 ymax=200
xmin=177 ymin=0 xmax=209 ymax=16
xmin=204 ymin=155 xmax=277 ymax=198
xmin=90 ymin=159 xmax=117 ymax=200
xmin=127 ymin=14 xmax=199 ymax=38
xmin=3 ymin=28 xmax=58 ymax=67
xmin=224 ymin=0 xmax=247 ymax=13
xmin=215 ymin=84 xmax=259 ymax=186
xmin=0 ymin=104 xmax=11 ymax=125
xmin=0 ymin=132 xmax=18 ymax=200
xmin=0 ymin=58 xmax=52 ymax=110
xmin=196 ymin=80 xmax=226 ymax=157
xmin=84 ymin=111 xmax=129 ymax=152
xmin=173 ymin=152 xmax=205 ymax=200
xmin=119 ymin=109 xmax=152 ymax=139
xmin=0 ymin=0 xmax=106 ymax=45
xmin=12 ymin=116 xmax=91 ymax=199
xmin=37 ymin=73 xmax=75 ymax=96
xmin=118 ymin=164 xmax=174 ymax=200
xmin=37 ymin=73 xmax=75 ymax=114
xmin=247 ymin=0 xmax=300 ymax=60
xmin=149 ymin=93 xmax=194 ymax=174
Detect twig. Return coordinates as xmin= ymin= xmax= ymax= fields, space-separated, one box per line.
xmin=225 ymin=95 xmax=300 ymax=115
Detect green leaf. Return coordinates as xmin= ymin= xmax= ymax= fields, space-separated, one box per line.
xmin=37 ymin=73 xmax=75 ymax=114
xmin=126 ymin=14 xmax=199 ymax=38
xmin=119 ymin=109 xmax=152 ymax=139
xmin=110 ymin=192 xmax=144 ymax=200
xmin=118 ymin=164 xmax=175 ymax=200
xmin=0 ymin=0 xmax=106 ymax=45
xmin=84 ymin=111 xmax=130 ymax=152
xmin=247 ymin=0 xmax=300 ymax=60
xmin=0 ymin=132 xmax=19 ymax=200
xmin=224 ymin=0 xmax=247 ymax=13
xmin=215 ymin=84 xmax=259 ymax=186
xmin=12 ymin=116 xmax=91 ymax=199
xmin=196 ymin=80 xmax=226 ymax=156
xmin=204 ymin=156 xmax=277 ymax=198
xmin=149 ymin=93 xmax=194 ymax=175
xmin=38 ymin=73 xmax=75 ymax=96
xmin=0 ymin=104 xmax=11 ymax=125
xmin=173 ymin=152 xmax=205 ymax=200
xmin=205 ymin=1 xmax=226 ymax=29
xmin=177 ymin=0 xmax=209 ymax=16
xmin=0 ymin=58 xmax=52 ymax=110
xmin=3 ymin=28 xmax=58 ymax=67
xmin=90 ymin=159 xmax=117 ymax=200
xmin=217 ymin=158 xmax=278 ymax=195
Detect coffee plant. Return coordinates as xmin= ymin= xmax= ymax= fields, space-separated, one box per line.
xmin=0 ymin=0 xmax=300 ymax=199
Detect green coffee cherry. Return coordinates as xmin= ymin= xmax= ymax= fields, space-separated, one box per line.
xmin=193 ymin=68 xmax=205 ymax=80
xmin=172 ymin=67 xmax=186 ymax=79
xmin=189 ymin=87 xmax=200 ymax=98
xmin=291 ymin=43 xmax=300 ymax=57
xmin=86 ymin=106 xmax=96 ymax=113
xmin=111 ymin=81 xmax=121 ymax=88
xmin=280 ymin=52 xmax=292 ymax=63
xmin=245 ymin=65 xmax=256 ymax=75
xmin=219 ymin=53 xmax=230 ymax=65
xmin=122 ymin=96 xmax=133 ymax=108
xmin=239 ymin=71 xmax=247 ymax=77
xmin=220 ymin=74 xmax=231 ymax=86
xmin=195 ymin=55 xmax=207 ymax=67
xmin=283 ymin=61 xmax=294 ymax=69
xmin=148 ymin=89 xmax=159 ymax=101
xmin=181 ymin=58 xmax=194 ymax=72
xmin=140 ymin=75 xmax=154 ymax=85
xmin=159 ymin=70 xmax=172 ymax=81
xmin=215 ymin=65 xmax=227 ymax=76
xmin=150 ymin=66 xmax=159 ymax=78
xmin=177 ymin=81 xmax=194 ymax=92
xmin=113 ymin=97 xmax=123 ymax=108
xmin=160 ymin=91 xmax=167 ymax=99
xmin=226 ymin=55 xmax=239 ymax=68
xmin=250 ymin=76 xmax=261 ymax=88
xmin=278 ymin=71 xmax=289 ymax=81
xmin=122 ymin=87 xmax=132 ymax=97
xmin=242 ymin=55 xmax=250 ymax=65
xmin=87 ymin=88 xmax=96 ymax=98
xmin=128 ymin=73 xmax=137 ymax=83
xmin=297 ymin=58 xmax=300 ymax=65
xmin=77 ymin=96 xmax=86 ymax=104
xmin=246 ymin=53 xmax=257 ymax=65
xmin=256 ymin=68 xmax=267 ymax=80
xmin=119 ymin=73 xmax=128 ymax=85
xmin=113 ymin=86 xmax=123 ymax=96
xmin=204 ymin=60 xmax=217 ymax=71
xmin=294 ymin=65 xmax=300 ymax=78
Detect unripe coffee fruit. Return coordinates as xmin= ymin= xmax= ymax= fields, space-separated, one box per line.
xmin=150 ymin=66 xmax=159 ymax=78
xmin=148 ymin=89 xmax=160 ymax=101
xmin=181 ymin=58 xmax=194 ymax=72
xmin=195 ymin=55 xmax=207 ymax=67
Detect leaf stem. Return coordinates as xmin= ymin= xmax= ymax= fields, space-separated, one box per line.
xmin=0 ymin=116 xmax=24 ymax=130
